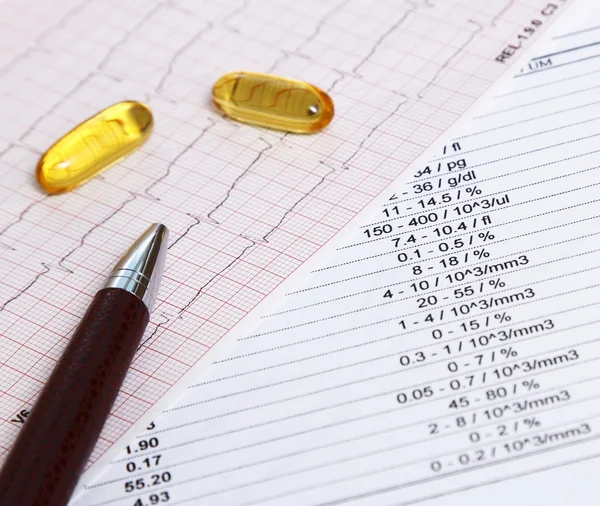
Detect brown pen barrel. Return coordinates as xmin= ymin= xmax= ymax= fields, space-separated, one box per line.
xmin=0 ymin=287 xmax=149 ymax=506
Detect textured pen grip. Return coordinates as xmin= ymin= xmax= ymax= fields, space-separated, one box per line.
xmin=0 ymin=288 xmax=149 ymax=506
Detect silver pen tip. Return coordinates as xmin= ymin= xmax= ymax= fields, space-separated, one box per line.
xmin=104 ymin=223 xmax=169 ymax=312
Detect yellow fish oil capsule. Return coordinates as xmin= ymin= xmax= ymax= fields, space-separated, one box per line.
xmin=212 ymin=71 xmax=334 ymax=133
xmin=36 ymin=101 xmax=153 ymax=194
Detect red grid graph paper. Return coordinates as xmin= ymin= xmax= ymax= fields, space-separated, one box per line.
xmin=0 ymin=0 xmax=569 ymax=465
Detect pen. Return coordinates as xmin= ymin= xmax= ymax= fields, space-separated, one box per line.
xmin=0 ymin=223 xmax=168 ymax=506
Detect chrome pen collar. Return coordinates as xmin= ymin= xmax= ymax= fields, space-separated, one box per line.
xmin=104 ymin=223 xmax=168 ymax=312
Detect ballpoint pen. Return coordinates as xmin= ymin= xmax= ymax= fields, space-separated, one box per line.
xmin=0 ymin=223 xmax=169 ymax=506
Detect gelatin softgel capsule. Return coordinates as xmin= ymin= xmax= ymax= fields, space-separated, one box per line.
xmin=36 ymin=101 xmax=153 ymax=194
xmin=212 ymin=71 xmax=334 ymax=133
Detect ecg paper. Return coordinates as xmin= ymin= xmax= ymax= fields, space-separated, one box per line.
xmin=73 ymin=3 xmax=600 ymax=505
xmin=0 ymin=0 xmax=569 ymax=469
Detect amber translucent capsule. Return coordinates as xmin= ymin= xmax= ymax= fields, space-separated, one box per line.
xmin=212 ymin=71 xmax=334 ymax=133
xmin=36 ymin=101 xmax=153 ymax=194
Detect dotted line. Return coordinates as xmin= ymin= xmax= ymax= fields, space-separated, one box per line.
xmin=344 ymin=164 xmax=600 ymax=250
xmin=365 ymin=171 xmax=600 ymax=231
xmin=120 ymin=352 xmax=600 ymax=503
xmin=216 ymin=318 xmax=598 ymax=394
xmin=472 ymin=82 xmax=600 ymax=119
xmin=453 ymin=98 xmax=600 ymax=140
xmin=383 ymin=161 xmax=600 ymax=207
xmin=273 ymin=228 xmax=600 ymax=315
xmin=407 ymin=136 xmax=600 ymax=185
xmin=428 ymin=116 xmax=600 ymax=162
xmin=124 ymin=362 xmax=600 ymax=497
xmin=100 ymin=393 xmax=600 ymax=491
xmin=301 ymin=197 xmax=600 ymax=292
xmin=195 ymin=286 xmax=600 ymax=401
xmin=494 ymin=67 xmax=600 ymax=99
xmin=330 ymin=203 xmax=600 ymax=272
xmin=251 ymin=247 xmax=600 ymax=339
xmin=226 ymin=296 xmax=600 ymax=364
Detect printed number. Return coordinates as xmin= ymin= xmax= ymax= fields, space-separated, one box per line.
xmin=125 ymin=473 xmax=170 ymax=493
xmin=125 ymin=479 xmax=145 ymax=493
xmin=126 ymin=437 xmax=159 ymax=454
xmin=397 ymin=386 xmax=433 ymax=403
xmin=363 ymin=224 xmax=393 ymax=238
xmin=152 ymin=472 xmax=172 ymax=486
xmin=134 ymin=492 xmax=170 ymax=505
xmin=125 ymin=455 xmax=162 ymax=473
xmin=414 ymin=182 xmax=433 ymax=193
xmin=417 ymin=295 xmax=437 ymax=308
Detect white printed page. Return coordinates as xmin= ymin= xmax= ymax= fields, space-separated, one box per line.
xmin=0 ymin=0 xmax=565 ymax=468
xmin=73 ymin=4 xmax=600 ymax=505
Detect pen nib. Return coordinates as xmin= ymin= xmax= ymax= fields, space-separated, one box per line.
xmin=104 ymin=223 xmax=169 ymax=311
